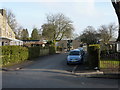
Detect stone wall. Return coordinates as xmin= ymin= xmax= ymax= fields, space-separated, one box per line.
xmin=0 ymin=9 xmax=15 ymax=39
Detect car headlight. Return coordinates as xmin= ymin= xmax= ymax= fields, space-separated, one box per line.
xmin=67 ymin=56 xmax=70 ymax=60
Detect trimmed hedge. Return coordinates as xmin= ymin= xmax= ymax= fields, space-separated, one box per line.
xmin=87 ymin=44 xmax=100 ymax=69
xmin=28 ymin=47 xmax=49 ymax=59
xmin=28 ymin=46 xmax=40 ymax=59
xmin=1 ymin=46 xmax=28 ymax=66
xmin=49 ymin=46 xmax=56 ymax=54
xmin=1 ymin=46 xmax=55 ymax=66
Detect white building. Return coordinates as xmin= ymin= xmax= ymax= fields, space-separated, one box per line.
xmin=0 ymin=9 xmax=23 ymax=46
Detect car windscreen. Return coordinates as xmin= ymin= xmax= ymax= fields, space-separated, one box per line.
xmin=69 ymin=51 xmax=80 ymax=55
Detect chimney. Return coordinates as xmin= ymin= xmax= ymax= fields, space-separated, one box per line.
xmin=0 ymin=9 xmax=7 ymax=17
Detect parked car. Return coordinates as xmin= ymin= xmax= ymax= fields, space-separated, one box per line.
xmin=67 ymin=49 xmax=83 ymax=65
xmin=78 ymin=47 xmax=85 ymax=56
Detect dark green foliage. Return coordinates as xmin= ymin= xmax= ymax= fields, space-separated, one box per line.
xmin=31 ymin=28 xmax=39 ymax=40
xmin=41 ymin=13 xmax=74 ymax=41
xmin=21 ymin=29 xmax=29 ymax=40
xmin=49 ymin=46 xmax=56 ymax=54
xmin=28 ymin=46 xmax=40 ymax=59
xmin=80 ymin=26 xmax=98 ymax=44
xmin=1 ymin=46 xmax=55 ymax=66
xmin=46 ymin=41 xmax=54 ymax=45
xmin=1 ymin=46 xmax=28 ymax=66
xmin=42 ymin=24 xmax=57 ymax=41
xmin=28 ymin=47 xmax=50 ymax=59
xmin=87 ymin=44 xmax=100 ymax=69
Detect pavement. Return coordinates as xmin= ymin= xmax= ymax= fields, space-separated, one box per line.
xmin=72 ymin=64 xmax=104 ymax=78
xmin=1 ymin=60 xmax=33 ymax=71
xmin=74 ymin=64 xmax=120 ymax=79
xmin=2 ymin=53 xmax=119 ymax=88
xmin=2 ymin=58 xmax=118 ymax=79
xmin=1 ymin=54 xmax=119 ymax=79
xmin=1 ymin=54 xmax=58 ymax=71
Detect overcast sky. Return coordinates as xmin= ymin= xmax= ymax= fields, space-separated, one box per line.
xmin=0 ymin=0 xmax=118 ymax=37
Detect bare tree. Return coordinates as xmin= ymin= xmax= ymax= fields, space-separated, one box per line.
xmin=5 ymin=9 xmax=18 ymax=33
xmin=98 ymin=25 xmax=111 ymax=44
xmin=42 ymin=23 xmax=57 ymax=41
xmin=80 ymin=26 xmax=98 ymax=44
xmin=16 ymin=26 xmax=23 ymax=39
xmin=42 ymin=13 xmax=74 ymax=42
xmin=108 ymin=23 xmax=118 ymax=38
xmin=98 ymin=23 xmax=118 ymax=44
xmin=111 ymin=0 xmax=120 ymax=41
xmin=72 ymin=33 xmax=79 ymax=40
xmin=4 ymin=8 xmax=25 ymax=39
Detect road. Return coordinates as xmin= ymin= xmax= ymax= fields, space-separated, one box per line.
xmin=2 ymin=53 xmax=119 ymax=88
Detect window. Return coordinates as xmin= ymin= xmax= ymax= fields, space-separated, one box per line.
xmin=69 ymin=51 xmax=80 ymax=55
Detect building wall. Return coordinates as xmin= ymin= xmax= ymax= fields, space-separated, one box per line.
xmin=0 ymin=9 xmax=15 ymax=39
xmin=57 ymin=40 xmax=81 ymax=49
xmin=0 ymin=38 xmax=11 ymax=46
xmin=57 ymin=40 xmax=67 ymax=48
xmin=72 ymin=40 xmax=81 ymax=49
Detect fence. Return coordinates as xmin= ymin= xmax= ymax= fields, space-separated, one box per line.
xmin=100 ymin=52 xmax=120 ymax=72
xmin=101 ymin=53 xmax=119 ymax=60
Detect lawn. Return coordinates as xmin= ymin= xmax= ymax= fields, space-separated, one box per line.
xmin=100 ymin=60 xmax=120 ymax=69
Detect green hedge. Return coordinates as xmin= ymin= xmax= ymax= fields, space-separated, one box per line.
xmin=28 ymin=47 xmax=49 ymax=59
xmin=49 ymin=46 xmax=56 ymax=54
xmin=87 ymin=44 xmax=100 ymax=69
xmin=1 ymin=46 xmax=28 ymax=66
xmin=1 ymin=46 xmax=55 ymax=66
xmin=28 ymin=46 xmax=40 ymax=59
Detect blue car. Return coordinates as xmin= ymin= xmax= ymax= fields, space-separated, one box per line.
xmin=67 ymin=49 xmax=83 ymax=65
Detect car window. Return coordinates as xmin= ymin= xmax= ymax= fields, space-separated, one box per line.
xmin=69 ymin=51 xmax=80 ymax=55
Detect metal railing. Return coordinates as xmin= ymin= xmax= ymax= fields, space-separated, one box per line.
xmin=101 ymin=53 xmax=120 ymax=61
xmin=100 ymin=52 xmax=120 ymax=72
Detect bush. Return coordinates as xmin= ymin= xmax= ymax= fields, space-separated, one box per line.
xmin=1 ymin=45 xmax=55 ymax=66
xmin=28 ymin=46 xmax=49 ymax=59
xmin=1 ymin=46 xmax=29 ymax=66
xmin=49 ymin=46 xmax=56 ymax=54
xmin=28 ymin=46 xmax=40 ymax=59
xmin=87 ymin=44 xmax=100 ymax=69
xmin=56 ymin=46 xmax=62 ymax=51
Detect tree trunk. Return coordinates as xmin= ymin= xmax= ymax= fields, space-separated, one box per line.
xmin=111 ymin=1 xmax=120 ymax=41
xmin=117 ymin=14 xmax=120 ymax=41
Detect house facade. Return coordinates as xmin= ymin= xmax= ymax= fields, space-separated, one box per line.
xmin=22 ymin=40 xmax=47 ymax=47
xmin=0 ymin=9 xmax=23 ymax=46
xmin=56 ymin=40 xmax=81 ymax=49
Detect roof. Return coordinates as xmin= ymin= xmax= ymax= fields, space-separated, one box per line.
xmin=0 ymin=37 xmax=12 ymax=41
xmin=22 ymin=40 xmax=40 ymax=42
xmin=0 ymin=37 xmax=23 ymax=42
